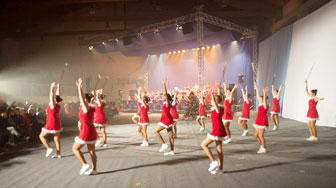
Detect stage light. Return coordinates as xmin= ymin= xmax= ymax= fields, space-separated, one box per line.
xmin=102 ymin=42 xmax=105 ymax=45
xmin=182 ymin=49 xmax=185 ymax=52
xmin=88 ymin=46 xmax=93 ymax=51
xmin=212 ymin=45 xmax=216 ymax=48
xmin=197 ymin=47 xmax=200 ymax=50
xmin=169 ymin=52 xmax=172 ymax=54
xmin=114 ymin=38 xmax=119 ymax=42
xmin=176 ymin=25 xmax=182 ymax=31
xmin=207 ymin=46 xmax=210 ymax=49
xmin=154 ymin=28 xmax=159 ymax=34
xmin=173 ymin=51 xmax=176 ymax=54
xmin=178 ymin=50 xmax=181 ymax=53
xmin=202 ymin=47 xmax=205 ymax=50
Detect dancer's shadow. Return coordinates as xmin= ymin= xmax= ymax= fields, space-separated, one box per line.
xmin=225 ymin=162 xmax=287 ymax=173
xmin=98 ymin=155 xmax=208 ymax=174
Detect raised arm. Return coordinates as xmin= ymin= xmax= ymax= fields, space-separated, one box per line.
xmin=76 ymin=77 xmax=88 ymax=113
xmin=172 ymin=90 xmax=177 ymax=106
xmin=263 ymin=87 xmax=269 ymax=109
xmin=49 ymin=82 xmax=56 ymax=109
xmin=229 ymin=83 xmax=238 ymax=103
xmin=254 ymin=82 xmax=262 ymax=104
xmin=277 ymin=84 xmax=284 ymax=99
xmin=271 ymin=85 xmax=275 ymax=97
xmin=245 ymin=86 xmax=250 ymax=104
xmin=305 ymin=80 xmax=310 ymax=97
xmin=96 ymin=89 xmax=102 ymax=107
xmin=162 ymin=77 xmax=170 ymax=106
xmin=200 ymin=90 xmax=204 ymax=104
xmin=211 ymin=93 xmax=219 ymax=113
xmin=223 ymin=82 xmax=227 ymax=93
xmin=56 ymin=83 xmax=60 ymax=96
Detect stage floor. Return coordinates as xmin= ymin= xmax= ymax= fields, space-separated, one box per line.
xmin=1 ymin=114 xmax=336 ymax=188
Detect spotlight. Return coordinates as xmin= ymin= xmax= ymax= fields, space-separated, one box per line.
xmin=88 ymin=46 xmax=93 ymax=51
xmin=102 ymin=42 xmax=105 ymax=45
xmin=201 ymin=47 xmax=205 ymax=50
xmin=173 ymin=51 xmax=176 ymax=54
xmin=114 ymin=38 xmax=119 ymax=42
xmin=178 ymin=50 xmax=181 ymax=53
xmin=182 ymin=49 xmax=185 ymax=53
xmin=176 ymin=25 xmax=182 ymax=31
xmin=154 ymin=28 xmax=159 ymax=34
xmin=169 ymin=52 xmax=172 ymax=54
xmin=197 ymin=47 xmax=200 ymax=50
xmin=212 ymin=45 xmax=216 ymax=48
xmin=207 ymin=46 xmax=210 ymax=49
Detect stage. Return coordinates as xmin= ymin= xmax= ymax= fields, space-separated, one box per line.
xmin=1 ymin=113 xmax=336 ymax=188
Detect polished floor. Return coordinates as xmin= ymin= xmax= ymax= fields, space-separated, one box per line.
xmin=1 ymin=113 xmax=336 ymax=188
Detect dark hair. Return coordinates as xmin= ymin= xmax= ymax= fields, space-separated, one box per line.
xmin=215 ymin=95 xmax=223 ymax=104
xmin=101 ymin=94 xmax=105 ymax=99
xmin=166 ymin=94 xmax=173 ymax=103
xmin=56 ymin=95 xmax=63 ymax=103
xmin=311 ymin=89 xmax=318 ymax=96
xmin=144 ymin=96 xmax=150 ymax=103
xmin=275 ymin=90 xmax=279 ymax=93
xmin=84 ymin=93 xmax=93 ymax=102
xmin=260 ymin=96 xmax=269 ymax=100
xmin=7 ymin=108 xmax=14 ymax=114
xmin=247 ymin=94 xmax=251 ymax=98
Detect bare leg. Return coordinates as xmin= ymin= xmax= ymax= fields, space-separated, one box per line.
xmin=257 ymin=129 xmax=266 ymax=148
xmin=215 ymin=141 xmax=223 ymax=170
xmin=39 ymin=132 xmax=51 ymax=149
xmin=201 ymin=119 xmax=205 ymax=129
xmin=137 ymin=126 xmax=144 ymax=137
xmin=53 ymin=133 xmax=61 ymax=155
xmin=201 ymin=138 xmax=215 ymax=161
xmin=72 ymin=142 xmax=86 ymax=165
xmin=274 ymin=114 xmax=279 ymax=127
xmin=154 ymin=126 xmax=165 ymax=144
xmin=270 ymin=114 xmax=276 ymax=125
xmin=100 ymin=127 xmax=107 ymax=144
xmin=238 ymin=119 xmax=247 ymax=131
xmin=307 ymin=121 xmax=313 ymax=136
xmin=224 ymin=122 xmax=231 ymax=138
xmin=141 ymin=125 xmax=148 ymax=142
xmin=172 ymin=122 xmax=177 ymax=137
xmin=253 ymin=128 xmax=261 ymax=145
xmin=167 ymin=128 xmax=174 ymax=150
xmin=132 ymin=116 xmax=138 ymax=125
xmin=242 ymin=120 xmax=248 ymax=130
xmin=87 ymin=144 xmax=97 ymax=170
xmin=196 ymin=117 xmax=201 ymax=126
xmin=311 ymin=120 xmax=317 ymax=137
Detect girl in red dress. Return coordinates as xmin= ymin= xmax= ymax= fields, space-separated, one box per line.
xmin=222 ymin=82 xmax=238 ymax=144
xmin=72 ymin=77 xmax=98 ymax=175
xmin=94 ymin=89 xmax=108 ymax=147
xmin=196 ymin=90 xmax=207 ymax=132
xmin=238 ymin=86 xmax=250 ymax=136
xmin=170 ymin=90 xmax=179 ymax=138
xmin=201 ymin=92 xmax=225 ymax=174
xmin=154 ymin=77 xmax=175 ymax=155
xmin=132 ymin=98 xmax=141 ymax=127
xmin=253 ymin=83 xmax=269 ymax=154
xmin=305 ymin=80 xmax=324 ymax=141
xmin=39 ymin=82 xmax=63 ymax=158
xmin=270 ymin=84 xmax=283 ymax=130
xmin=137 ymin=87 xmax=150 ymax=146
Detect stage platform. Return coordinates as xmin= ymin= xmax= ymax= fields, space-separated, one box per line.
xmin=1 ymin=113 xmax=336 ymax=188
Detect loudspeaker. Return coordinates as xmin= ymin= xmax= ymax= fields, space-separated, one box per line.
xmin=238 ymin=74 xmax=244 ymax=83
xmin=123 ymin=36 xmax=133 ymax=46
xmin=182 ymin=22 xmax=193 ymax=35
xmin=231 ymin=31 xmax=242 ymax=41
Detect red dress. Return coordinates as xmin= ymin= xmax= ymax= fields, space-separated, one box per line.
xmin=207 ymin=106 xmax=226 ymax=140
xmin=158 ymin=103 xmax=173 ymax=128
xmin=133 ymin=101 xmax=141 ymax=118
xmin=170 ymin=103 xmax=179 ymax=121
xmin=222 ymin=98 xmax=233 ymax=122
xmin=239 ymin=100 xmax=250 ymax=120
xmin=254 ymin=104 xmax=269 ymax=129
xmin=198 ymin=102 xmax=207 ymax=118
xmin=94 ymin=101 xmax=107 ymax=127
xmin=271 ymin=97 xmax=280 ymax=114
xmin=307 ymin=98 xmax=319 ymax=120
xmin=139 ymin=104 xmax=149 ymax=126
xmin=42 ymin=104 xmax=63 ymax=134
xmin=75 ymin=106 xmax=98 ymax=144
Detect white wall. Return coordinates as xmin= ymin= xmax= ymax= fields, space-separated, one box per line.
xmin=282 ymin=0 xmax=336 ymax=127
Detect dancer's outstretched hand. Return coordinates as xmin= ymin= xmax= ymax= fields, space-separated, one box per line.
xmin=50 ymin=82 xmax=56 ymax=88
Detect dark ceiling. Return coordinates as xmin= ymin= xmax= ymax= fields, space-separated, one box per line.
xmin=0 ymin=0 xmax=290 ymax=40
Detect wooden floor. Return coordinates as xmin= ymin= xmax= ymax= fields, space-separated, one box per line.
xmin=1 ymin=113 xmax=336 ymax=188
